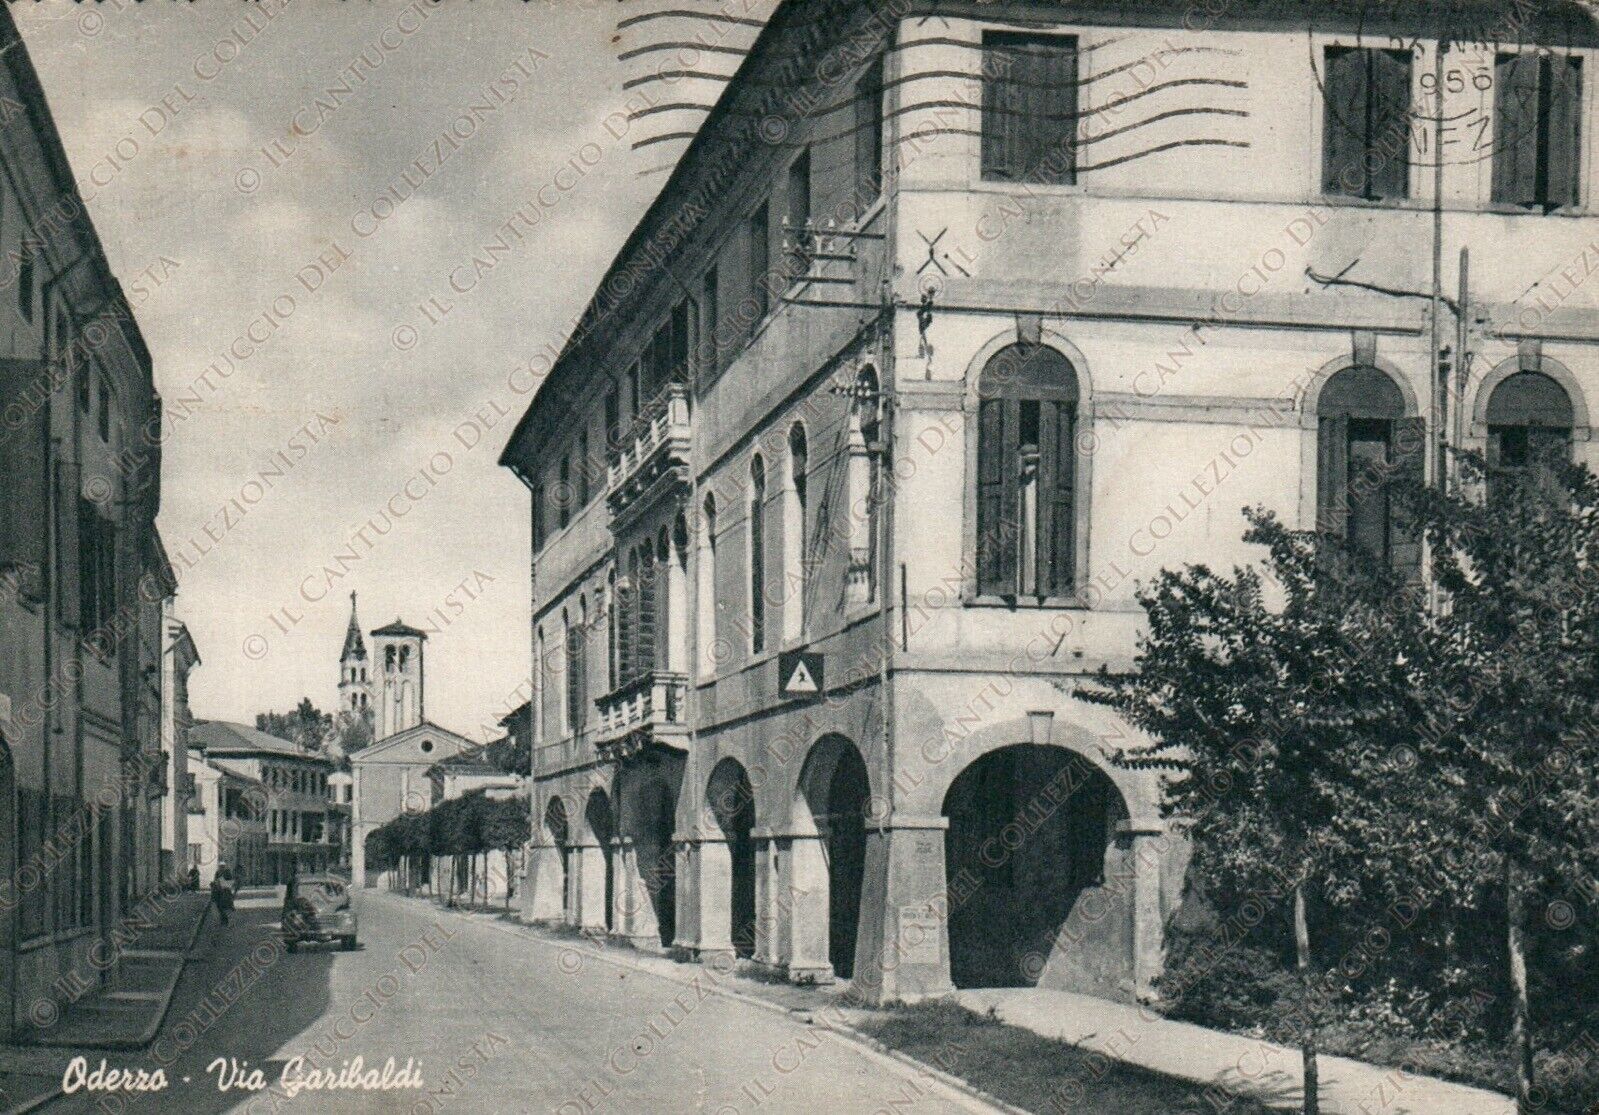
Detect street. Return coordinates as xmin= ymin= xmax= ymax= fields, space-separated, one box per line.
xmin=47 ymin=889 xmax=989 ymax=1115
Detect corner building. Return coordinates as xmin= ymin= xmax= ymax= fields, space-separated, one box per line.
xmin=501 ymin=0 xmax=1599 ymax=1003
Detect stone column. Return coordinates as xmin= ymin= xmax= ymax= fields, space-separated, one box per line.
xmin=851 ymin=814 xmax=955 ymax=1004
xmin=779 ymin=826 xmax=833 ymax=984
xmin=1128 ymin=823 xmax=1167 ymax=1002
xmin=693 ymin=836 xmax=736 ymax=963
xmin=672 ymin=839 xmax=697 ymax=956
xmin=752 ymin=829 xmax=781 ymax=970
xmin=574 ymin=842 xmax=607 ymax=930
xmin=613 ymin=837 xmax=661 ymax=949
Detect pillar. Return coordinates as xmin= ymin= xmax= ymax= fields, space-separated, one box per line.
xmin=1128 ymin=824 xmax=1167 ymax=1001
xmin=574 ymin=843 xmax=607 ymax=930
xmin=613 ymin=837 xmax=661 ymax=949
xmin=851 ymin=814 xmax=955 ymax=1004
xmin=672 ymin=839 xmax=697 ymax=956
xmin=524 ymin=842 xmax=566 ymax=923
xmin=682 ymin=835 xmax=735 ymax=962
xmin=753 ymin=830 xmax=780 ymax=968
xmin=780 ymin=827 xmax=833 ymax=983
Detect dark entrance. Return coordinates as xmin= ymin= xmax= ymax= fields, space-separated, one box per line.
xmin=942 ymin=744 xmax=1128 ymax=992
xmin=798 ymin=737 xmax=870 ymax=980
xmin=544 ymin=798 xmax=571 ymax=917
xmin=585 ymin=790 xmax=615 ymax=932
xmin=706 ymin=759 xmax=756 ymax=958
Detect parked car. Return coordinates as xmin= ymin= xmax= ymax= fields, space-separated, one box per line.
xmin=281 ymin=874 xmax=357 ymax=952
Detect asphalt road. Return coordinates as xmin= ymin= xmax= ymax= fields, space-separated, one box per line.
xmin=47 ymin=888 xmax=989 ymax=1115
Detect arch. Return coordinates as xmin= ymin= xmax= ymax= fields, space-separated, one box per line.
xmin=706 ymin=757 xmax=757 ymax=958
xmin=968 ymin=339 xmax=1087 ymax=599
xmin=1472 ymin=355 xmax=1590 ymax=436
xmin=794 ymin=735 xmax=871 ymax=979
xmin=585 ymin=788 xmax=615 ymax=932
xmin=942 ymin=743 xmax=1132 ymax=995
xmin=543 ymin=796 xmax=571 ymax=918
xmin=1317 ymin=365 xmax=1406 ymax=420
xmin=1297 ymin=354 xmax=1420 ymax=427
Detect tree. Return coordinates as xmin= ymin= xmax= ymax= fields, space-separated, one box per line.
xmin=1081 ymin=508 xmax=1442 ymax=1115
xmin=1397 ymin=450 xmax=1599 ymax=1113
xmin=482 ymin=794 xmax=532 ymax=910
xmin=256 ymin=698 xmax=333 ymax=753
xmin=333 ymin=706 xmax=374 ymax=757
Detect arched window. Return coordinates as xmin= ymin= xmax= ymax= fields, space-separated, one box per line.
xmin=976 ymin=344 xmax=1079 ymax=597
xmin=749 ymin=455 xmax=768 ymax=653
xmin=566 ymin=600 xmax=588 ymax=734
xmin=606 ymin=568 xmax=618 ymax=692
xmin=699 ymin=495 xmax=718 ymax=678
xmin=534 ymin=626 xmax=545 ymax=745
xmin=1486 ymin=371 xmax=1573 ymax=502
xmin=784 ymin=423 xmax=808 ymax=642
xmin=1315 ymin=365 xmax=1421 ymax=571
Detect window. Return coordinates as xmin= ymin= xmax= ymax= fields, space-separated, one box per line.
xmin=1315 ymin=366 xmax=1422 ymax=573
xmin=1322 ymin=46 xmax=1412 ymax=200
xmin=748 ymin=202 xmax=770 ymax=324
xmin=698 ymin=494 xmax=718 ymax=677
xmin=78 ymin=497 xmax=115 ymax=633
xmin=1493 ymin=52 xmax=1582 ymax=211
xmin=604 ymin=382 xmax=621 ymax=452
xmin=749 ymin=454 xmax=768 ymax=653
xmin=671 ymin=299 xmax=693 ymax=383
xmin=578 ymin=429 xmax=590 ymax=507
xmin=976 ymin=344 xmax=1079 ymax=597
xmin=1486 ymin=371 xmax=1574 ymax=503
xmin=855 ymin=55 xmax=884 ymax=204
xmin=848 ymin=367 xmax=883 ymax=604
xmin=18 ymin=246 xmax=34 ymax=322
xmin=534 ymin=627 xmax=545 ymax=746
xmin=784 ymin=423 xmax=808 ymax=642
xmin=532 ymin=481 xmax=545 ymax=549
xmin=97 ymin=383 xmax=110 ymax=441
xmin=565 ymin=606 xmax=587 ymax=733
xmin=558 ymin=455 xmax=571 ymax=529
xmin=981 ymin=32 xmax=1079 ymax=185
xmin=786 ymin=149 xmax=813 ymax=283
xmin=702 ymin=267 xmax=720 ymax=373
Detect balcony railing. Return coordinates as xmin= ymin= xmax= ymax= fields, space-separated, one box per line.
xmin=607 ymin=383 xmax=692 ymax=515
xmin=594 ymin=671 xmax=689 ymax=754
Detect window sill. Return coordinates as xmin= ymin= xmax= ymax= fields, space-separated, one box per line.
xmin=963 ymin=591 xmax=1094 ymax=610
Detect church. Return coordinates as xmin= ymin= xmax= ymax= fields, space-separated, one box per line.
xmin=338 ymin=593 xmax=475 ymax=886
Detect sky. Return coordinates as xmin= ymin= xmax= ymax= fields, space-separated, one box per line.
xmin=12 ymin=0 xmax=723 ymax=740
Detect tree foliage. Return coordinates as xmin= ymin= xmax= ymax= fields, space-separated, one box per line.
xmin=256 ymin=698 xmax=333 ymax=752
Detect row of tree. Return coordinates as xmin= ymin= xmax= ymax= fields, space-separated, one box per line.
xmin=1086 ymin=451 xmax=1599 ymax=1114
xmin=363 ymin=789 xmax=532 ymax=910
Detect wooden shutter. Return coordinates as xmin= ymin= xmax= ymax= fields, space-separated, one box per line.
xmin=1038 ymin=38 xmax=1078 ymax=184
xmin=1545 ymin=55 xmax=1583 ymax=210
xmin=1494 ymin=53 xmax=1541 ymax=206
xmin=855 ymin=57 xmax=884 ymax=201
xmin=998 ymin=398 xmax=1021 ymax=594
xmin=1316 ymin=415 xmax=1349 ymax=539
xmin=56 ymin=460 xmax=81 ymax=629
xmin=1322 ymin=47 xmax=1368 ymax=196
xmin=1039 ymin=402 xmax=1077 ymax=596
xmin=977 ymin=399 xmax=1006 ymax=594
xmin=1369 ymin=49 xmax=1412 ymax=198
xmin=982 ymin=40 xmax=1016 ymax=180
xmin=1389 ymin=417 xmax=1426 ymax=584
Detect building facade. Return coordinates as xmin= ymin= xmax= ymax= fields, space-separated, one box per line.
xmin=185 ymin=754 xmax=268 ymax=888
xmin=349 ymin=722 xmax=475 ymax=887
xmin=502 ymin=0 xmax=1599 ymax=1004
xmin=159 ymin=607 xmax=200 ymax=883
xmin=191 ymin=722 xmax=337 ymax=885
xmin=0 ymin=4 xmax=171 ymax=1039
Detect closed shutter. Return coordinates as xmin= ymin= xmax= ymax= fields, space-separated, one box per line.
xmin=1493 ymin=53 xmax=1541 ymax=206
xmin=1038 ymin=401 xmax=1077 ymax=596
xmin=998 ymin=397 xmax=1021 ymax=593
xmin=1037 ymin=37 xmax=1078 ymax=183
xmin=56 ymin=459 xmax=81 ymax=630
xmin=1323 ymin=47 xmax=1368 ymax=195
xmin=1369 ymin=49 xmax=1412 ymax=198
xmin=1316 ymin=415 xmax=1349 ymax=540
xmin=572 ymin=625 xmax=587 ymax=730
xmin=982 ymin=40 xmax=1021 ymax=180
xmin=976 ymin=399 xmax=1006 ymax=594
xmin=855 ymin=57 xmax=883 ymax=201
xmin=1545 ymin=55 xmax=1583 ymax=210
xmin=639 ymin=553 xmax=658 ymax=676
xmin=1389 ymin=417 xmax=1426 ymax=584
xmin=983 ymin=35 xmax=1077 ymax=184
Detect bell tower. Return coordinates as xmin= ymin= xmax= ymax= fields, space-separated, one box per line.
xmin=371 ymin=618 xmax=426 ymax=742
xmin=338 ymin=591 xmax=369 ymax=715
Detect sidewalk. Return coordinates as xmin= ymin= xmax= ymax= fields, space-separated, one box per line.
xmin=0 ymin=887 xmax=215 ymax=1115
xmin=952 ymin=987 xmax=1517 ymax=1115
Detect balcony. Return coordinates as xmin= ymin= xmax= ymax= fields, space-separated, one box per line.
xmin=607 ymin=382 xmax=692 ymax=526
xmin=594 ymin=671 xmax=689 ymax=759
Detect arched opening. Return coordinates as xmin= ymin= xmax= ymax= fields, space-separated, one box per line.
xmin=1486 ymin=371 xmax=1574 ymax=503
xmin=796 ymin=735 xmax=870 ymax=979
xmin=643 ymin=782 xmax=678 ymax=947
xmin=585 ymin=789 xmax=615 ymax=932
xmin=544 ymin=797 xmax=571 ymax=918
xmin=706 ymin=758 xmax=756 ymax=958
xmin=1315 ymin=365 xmax=1419 ymax=569
xmin=976 ymin=343 xmax=1080 ymax=598
xmin=942 ymin=744 xmax=1132 ymax=995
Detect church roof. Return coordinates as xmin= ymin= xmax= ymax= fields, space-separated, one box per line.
xmin=372 ymin=617 xmax=428 ymax=639
xmin=341 ymin=592 xmax=367 ymax=661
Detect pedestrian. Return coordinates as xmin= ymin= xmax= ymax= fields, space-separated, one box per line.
xmin=210 ymin=864 xmax=235 ymax=927
xmin=187 ymin=864 xmax=200 ymax=892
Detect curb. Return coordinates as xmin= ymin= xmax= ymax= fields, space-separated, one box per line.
xmin=388 ymin=892 xmax=1015 ymax=1115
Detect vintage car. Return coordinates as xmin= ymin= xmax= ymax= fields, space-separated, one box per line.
xmin=281 ymin=874 xmax=358 ymax=952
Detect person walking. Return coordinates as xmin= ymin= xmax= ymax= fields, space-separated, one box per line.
xmin=210 ymin=864 xmax=236 ymax=927
xmin=187 ymin=864 xmax=200 ymax=892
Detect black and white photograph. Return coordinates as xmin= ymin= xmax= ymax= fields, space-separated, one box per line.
xmin=0 ymin=0 xmax=1596 ymax=1111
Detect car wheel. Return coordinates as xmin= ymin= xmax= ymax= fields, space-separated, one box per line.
xmin=285 ymin=938 xmax=298 ymax=953
xmin=341 ymin=936 xmax=357 ymax=951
